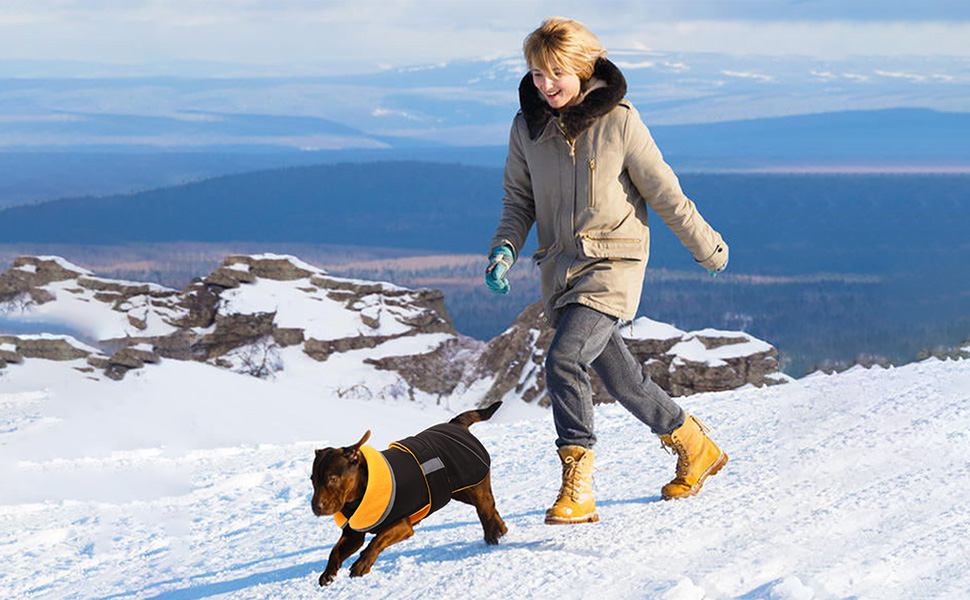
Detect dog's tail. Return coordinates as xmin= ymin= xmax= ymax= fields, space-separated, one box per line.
xmin=449 ymin=401 xmax=503 ymax=429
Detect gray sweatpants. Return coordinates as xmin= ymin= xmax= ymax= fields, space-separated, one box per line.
xmin=546 ymin=303 xmax=686 ymax=448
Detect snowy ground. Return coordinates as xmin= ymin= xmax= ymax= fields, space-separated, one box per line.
xmin=2 ymin=357 xmax=969 ymax=600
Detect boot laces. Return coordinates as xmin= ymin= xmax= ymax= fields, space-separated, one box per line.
xmin=660 ymin=437 xmax=690 ymax=479
xmin=560 ymin=456 xmax=589 ymax=501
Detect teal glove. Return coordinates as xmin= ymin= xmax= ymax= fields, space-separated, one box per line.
xmin=485 ymin=245 xmax=515 ymax=294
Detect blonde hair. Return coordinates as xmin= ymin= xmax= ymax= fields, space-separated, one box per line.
xmin=523 ymin=17 xmax=606 ymax=81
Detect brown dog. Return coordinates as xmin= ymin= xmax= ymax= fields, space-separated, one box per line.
xmin=310 ymin=401 xmax=507 ymax=585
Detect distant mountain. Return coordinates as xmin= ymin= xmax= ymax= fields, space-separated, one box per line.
xmin=653 ymin=108 xmax=970 ymax=167
xmin=3 ymin=163 xmax=969 ymax=278
xmin=0 ymin=147 xmax=506 ymax=209
xmin=2 ymin=108 xmax=968 ymax=210
xmin=0 ymin=161 xmax=504 ymax=250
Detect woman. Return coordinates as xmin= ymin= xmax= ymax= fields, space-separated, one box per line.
xmin=485 ymin=17 xmax=729 ymax=525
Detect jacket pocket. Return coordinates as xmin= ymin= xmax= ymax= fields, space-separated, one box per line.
xmin=579 ymin=232 xmax=644 ymax=260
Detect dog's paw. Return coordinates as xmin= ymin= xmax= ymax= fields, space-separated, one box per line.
xmin=349 ymin=559 xmax=372 ymax=578
xmin=319 ymin=569 xmax=338 ymax=586
xmin=484 ymin=519 xmax=509 ymax=545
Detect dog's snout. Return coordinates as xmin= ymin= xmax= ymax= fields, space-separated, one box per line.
xmin=311 ymin=495 xmax=328 ymax=516
xmin=311 ymin=488 xmax=339 ymax=517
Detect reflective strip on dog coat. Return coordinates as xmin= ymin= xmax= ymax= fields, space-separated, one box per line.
xmin=334 ymin=423 xmax=491 ymax=532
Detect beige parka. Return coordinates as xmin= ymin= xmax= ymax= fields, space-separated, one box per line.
xmin=490 ymin=58 xmax=728 ymax=326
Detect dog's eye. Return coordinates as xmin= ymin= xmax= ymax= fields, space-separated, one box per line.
xmin=327 ymin=474 xmax=339 ymax=486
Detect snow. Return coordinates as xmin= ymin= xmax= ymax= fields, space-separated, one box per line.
xmin=320 ymin=273 xmax=408 ymax=292
xmin=1 ymin=354 xmax=968 ymax=598
xmin=34 ymin=256 xmax=94 ymax=275
xmin=217 ymin=277 xmax=426 ymax=341
xmin=1 ymin=280 xmax=182 ymax=340
xmin=667 ymin=331 xmax=774 ymax=368
xmin=670 ymin=337 xmax=730 ymax=367
xmin=13 ymin=264 xmax=37 ymax=274
xmin=81 ymin=275 xmax=175 ymax=293
xmin=13 ymin=333 xmax=103 ymax=355
xmin=248 ymin=253 xmax=327 ymax=275
xmin=623 ymin=316 xmax=685 ymax=341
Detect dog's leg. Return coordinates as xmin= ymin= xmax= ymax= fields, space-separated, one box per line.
xmin=349 ymin=517 xmax=414 ymax=578
xmin=453 ymin=473 xmax=508 ymax=545
xmin=319 ymin=528 xmax=366 ymax=586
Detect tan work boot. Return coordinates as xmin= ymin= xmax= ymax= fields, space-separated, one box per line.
xmin=545 ymin=445 xmax=599 ymax=524
xmin=659 ymin=414 xmax=728 ymax=500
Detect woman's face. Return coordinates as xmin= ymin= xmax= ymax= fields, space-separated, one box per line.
xmin=531 ymin=67 xmax=581 ymax=109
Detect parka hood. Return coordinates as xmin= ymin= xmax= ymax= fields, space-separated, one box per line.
xmin=518 ymin=57 xmax=628 ymax=141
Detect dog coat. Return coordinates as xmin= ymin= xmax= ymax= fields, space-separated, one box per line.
xmin=333 ymin=423 xmax=491 ymax=533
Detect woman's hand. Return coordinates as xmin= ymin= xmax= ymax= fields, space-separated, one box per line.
xmin=485 ymin=245 xmax=515 ymax=294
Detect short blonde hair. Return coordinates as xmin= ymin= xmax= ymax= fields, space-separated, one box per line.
xmin=523 ymin=17 xmax=606 ymax=81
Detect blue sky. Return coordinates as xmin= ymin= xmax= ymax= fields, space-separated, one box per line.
xmin=1 ymin=1 xmax=968 ymax=75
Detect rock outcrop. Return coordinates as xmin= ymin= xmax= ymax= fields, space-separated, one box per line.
xmin=0 ymin=256 xmax=787 ymax=401
xmin=0 ymin=254 xmax=456 ymax=383
xmin=0 ymin=334 xmax=110 ymax=379
xmin=466 ymin=302 xmax=786 ymax=406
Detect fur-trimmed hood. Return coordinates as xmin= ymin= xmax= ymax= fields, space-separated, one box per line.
xmin=518 ymin=57 xmax=628 ymax=141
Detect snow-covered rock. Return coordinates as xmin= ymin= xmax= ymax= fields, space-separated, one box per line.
xmin=1 ymin=256 xmax=783 ymax=403
xmin=0 ymin=255 xmax=185 ymax=340
xmin=0 ymin=333 xmax=101 ymax=361
xmin=0 ymin=255 xmax=456 ymax=386
xmin=469 ymin=304 xmax=784 ymax=407
xmin=653 ymin=327 xmax=782 ymax=396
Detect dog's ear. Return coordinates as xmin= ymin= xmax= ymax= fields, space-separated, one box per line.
xmin=342 ymin=431 xmax=370 ymax=464
xmin=351 ymin=430 xmax=371 ymax=451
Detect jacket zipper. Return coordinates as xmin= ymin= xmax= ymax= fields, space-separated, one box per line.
xmin=588 ymin=157 xmax=596 ymax=208
xmin=555 ymin=117 xmax=579 ymax=272
xmin=555 ymin=118 xmax=577 ymax=161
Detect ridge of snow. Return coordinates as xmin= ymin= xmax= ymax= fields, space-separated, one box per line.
xmin=667 ymin=332 xmax=773 ymax=367
xmin=688 ymin=327 xmax=753 ymax=338
xmin=32 ymin=256 xmax=94 ymax=275
xmin=7 ymin=333 xmax=102 ymax=355
xmin=246 ymin=253 xmax=327 ymax=275
xmin=320 ymin=273 xmax=408 ymax=292
xmin=623 ymin=316 xmax=685 ymax=341
xmin=78 ymin=275 xmax=176 ymax=293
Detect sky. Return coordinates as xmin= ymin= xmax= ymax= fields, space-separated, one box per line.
xmin=1 ymin=0 xmax=969 ymax=75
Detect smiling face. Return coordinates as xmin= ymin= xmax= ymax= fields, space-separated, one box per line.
xmin=531 ymin=67 xmax=582 ymax=110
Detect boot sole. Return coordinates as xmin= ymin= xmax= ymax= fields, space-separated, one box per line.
xmin=661 ymin=451 xmax=728 ymax=501
xmin=544 ymin=513 xmax=600 ymax=525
